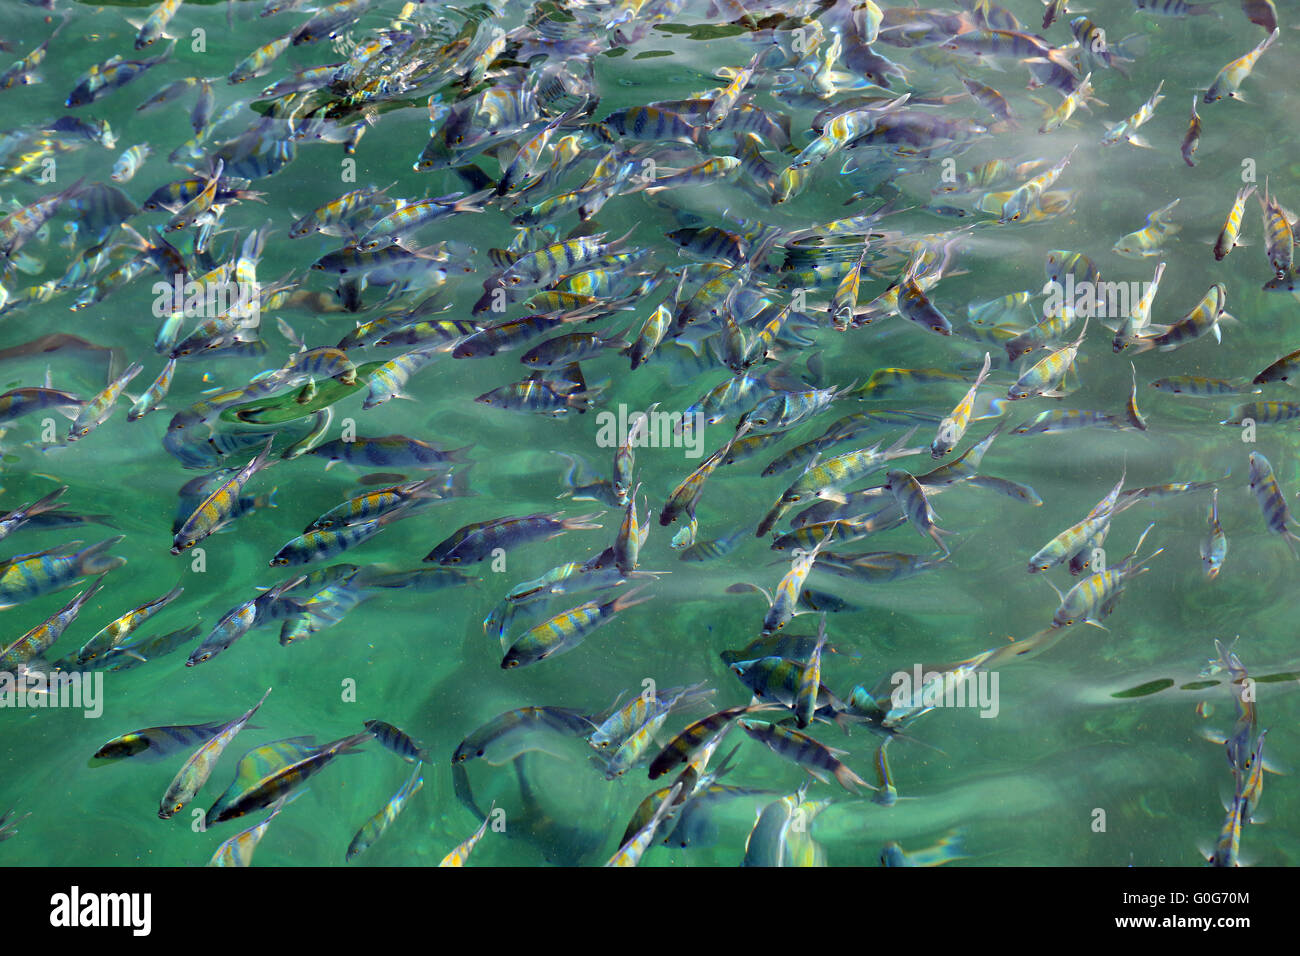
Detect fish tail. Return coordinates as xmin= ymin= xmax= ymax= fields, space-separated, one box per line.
xmin=248 ymin=434 xmax=278 ymax=476
xmin=454 ymin=187 xmax=494 ymax=215
xmin=610 ymin=583 xmax=655 ymax=615
xmin=834 ymin=761 xmax=872 ymax=794
xmin=77 ymin=535 xmax=126 ymax=576
xmin=69 ymin=572 xmax=110 ymax=614
xmin=25 ymin=485 xmax=69 ymax=517
xmin=561 ymin=511 xmax=604 ymax=531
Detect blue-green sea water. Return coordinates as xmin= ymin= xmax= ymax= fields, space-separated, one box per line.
xmin=0 ymin=0 xmax=1298 ymax=867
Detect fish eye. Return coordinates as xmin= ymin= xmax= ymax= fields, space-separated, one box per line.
xmin=173 ymin=803 xmax=183 ymax=813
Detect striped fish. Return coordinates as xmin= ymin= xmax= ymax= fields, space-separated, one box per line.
xmin=76 ymin=582 xmax=184 ymax=664
xmin=172 ymin=437 xmax=277 ymax=553
xmin=502 ymin=586 xmax=653 ymax=668
xmin=159 ymin=687 xmax=272 ymax=820
xmin=207 ymin=730 xmax=373 ymax=824
xmin=0 ymin=575 xmax=106 ymax=669
xmin=346 ymin=763 xmax=425 ymax=862
xmin=208 ymin=793 xmax=298 ymax=867
xmin=93 ymin=721 xmax=230 ymax=762
xmin=738 ymin=719 xmax=873 ymax=793
xmin=439 ymin=802 xmax=496 ymax=867
xmin=1247 ymin=452 xmax=1300 ymax=557
xmin=1214 ymin=185 xmax=1256 ymax=261
xmin=0 ymin=537 xmax=124 ymax=611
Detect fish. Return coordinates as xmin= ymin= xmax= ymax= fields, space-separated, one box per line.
xmin=1201 ymin=489 xmax=1227 ymax=580
xmin=0 ymin=486 xmax=68 ymax=543
xmin=1113 ymin=199 xmax=1180 ymax=258
xmin=0 ymin=575 xmax=106 ymax=669
xmin=207 ymin=730 xmax=374 ymax=825
xmin=0 ymin=537 xmax=124 ymax=611
xmin=208 ymin=793 xmax=298 ymax=867
xmin=881 ymin=830 xmax=967 ymax=866
xmin=363 ymin=720 xmax=430 ymax=763
xmin=93 ymin=722 xmax=231 ymax=762
xmin=0 ymin=0 xmax=1295 ymax=875
xmin=356 ymin=191 xmax=491 ymax=252
xmin=0 ymin=807 xmax=30 ymax=843
xmin=346 ymin=763 xmax=424 ymax=862
xmin=172 ymin=438 xmax=277 ymax=552
xmin=159 ymin=687 xmax=272 ymax=820
xmin=130 ymin=0 xmax=184 ymax=49
xmin=187 ymin=576 xmax=305 ymax=666
xmin=1204 ymin=28 xmax=1279 ymax=104
xmin=425 ymin=512 xmax=602 ymax=565
xmin=742 ymin=783 xmax=808 ymax=868
xmin=269 ymin=504 xmax=421 ymax=567
xmin=737 ymin=719 xmax=873 ymax=793
xmin=1113 ymin=262 xmax=1165 ymax=353
xmin=931 ymin=353 xmax=992 ymax=457
xmin=606 ymin=784 xmax=683 ymax=867
xmin=1042 ymin=0 xmax=1072 ymax=28
xmin=66 ymin=42 xmax=175 ymax=108
xmin=0 ymin=15 xmax=66 ymax=89
xmin=1045 ymin=523 xmax=1163 ymax=628
xmin=1027 ymin=471 xmax=1125 ymax=573
xmin=1101 ymin=80 xmax=1165 ymax=148
xmin=308 ymin=435 xmax=472 ymax=470
xmin=1124 ymin=284 xmax=1230 ymax=353
xmin=502 ymin=586 xmax=654 ymax=669
xmin=102 ymin=622 xmax=201 ymax=671
xmin=1247 ymin=451 xmax=1300 ymax=557
xmin=452 ymin=707 xmax=595 ymax=765
xmin=1180 ymin=98 xmax=1202 ymax=167
xmin=1253 ymin=351 xmax=1300 ymax=386
xmin=0 ymin=387 xmax=85 ymax=424
xmin=304 ymin=477 xmax=458 ymax=532
xmin=439 ymin=802 xmax=496 ymax=867
xmin=67 ymin=362 xmax=144 ymax=442
xmin=1240 ymin=0 xmax=1278 ymax=32
xmin=1008 ymin=318 xmax=1088 ymax=399
xmin=1258 ymin=179 xmax=1296 ymax=284
xmin=794 ymin=615 xmax=830 ymax=728
xmin=76 ymin=583 xmax=184 ymax=664
xmin=1214 ymin=185 xmax=1257 ymax=261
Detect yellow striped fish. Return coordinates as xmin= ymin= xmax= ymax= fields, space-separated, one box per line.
xmin=439 ymin=801 xmax=496 ymax=867
xmin=172 ymin=437 xmax=277 ymax=553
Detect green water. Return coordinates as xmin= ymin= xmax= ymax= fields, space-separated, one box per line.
xmin=0 ymin=0 xmax=1297 ymax=867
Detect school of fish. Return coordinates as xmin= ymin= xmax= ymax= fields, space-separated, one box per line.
xmin=0 ymin=0 xmax=1295 ymax=867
